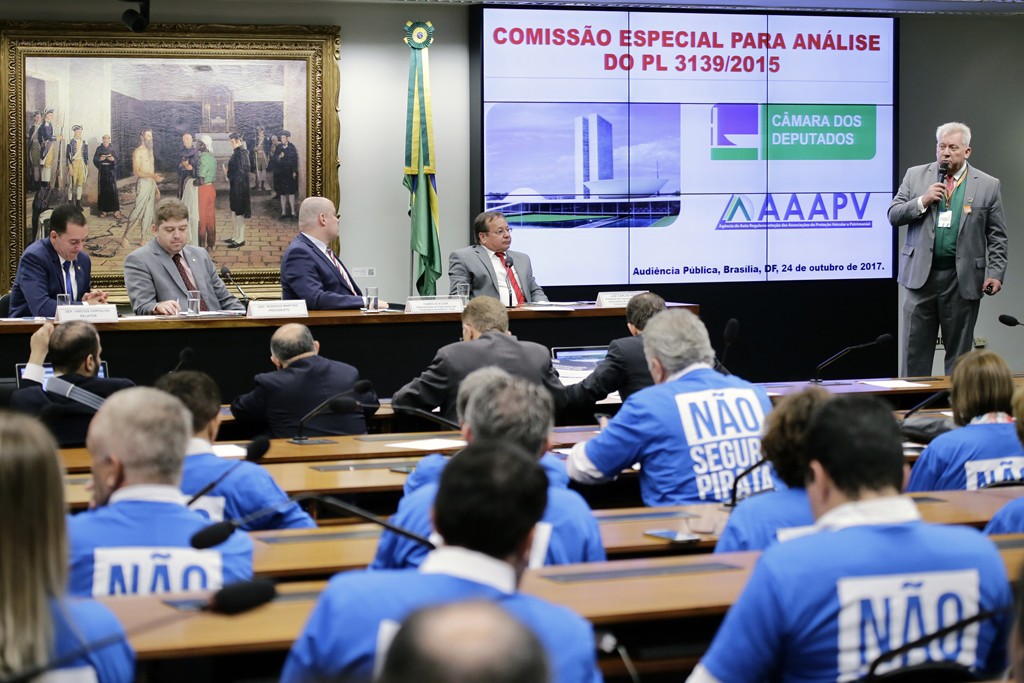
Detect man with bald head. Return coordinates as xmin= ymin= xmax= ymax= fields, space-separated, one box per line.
xmin=67 ymin=387 xmax=253 ymax=597
xmin=280 ymin=196 xmax=380 ymax=310
xmin=231 ymin=322 xmax=378 ymax=438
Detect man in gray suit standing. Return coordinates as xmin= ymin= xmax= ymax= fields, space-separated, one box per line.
xmin=124 ymin=198 xmax=245 ymax=315
xmin=448 ymin=211 xmax=548 ymax=306
xmin=889 ymin=122 xmax=1007 ymax=377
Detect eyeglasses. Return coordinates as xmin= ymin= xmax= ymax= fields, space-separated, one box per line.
xmin=488 ymin=228 xmax=512 ymax=237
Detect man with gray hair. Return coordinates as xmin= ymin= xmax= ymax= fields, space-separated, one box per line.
xmin=889 ymin=122 xmax=1008 ymax=376
xmin=568 ymin=309 xmax=774 ymax=506
xmin=67 ymin=387 xmax=253 ymax=597
xmin=374 ymin=372 xmax=604 ymax=569
xmin=230 ymin=322 xmax=378 ymax=438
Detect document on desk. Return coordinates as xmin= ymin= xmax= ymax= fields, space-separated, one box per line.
xmin=520 ymin=304 xmax=576 ymax=312
xmin=857 ymin=379 xmax=931 ymax=388
xmin=211 ymin=444 xmax=247 ymax=458
xmin=386 ymin=438 xmax=467 ymax=451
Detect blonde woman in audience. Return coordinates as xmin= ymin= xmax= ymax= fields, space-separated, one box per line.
xmin=907 ymin=349 xmax=1023 ymax=491
xmin=0 ymin=412 xmax=134 ymax=681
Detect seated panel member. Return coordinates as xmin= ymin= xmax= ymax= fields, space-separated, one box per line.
xmin=155 ymin=371 xmax=315 ymax=530
xmin=281 ymin=441 xmax=601 ymax=683
xmin=393 ymin=296 xmax=565 ymax=423
xmin=566 ymin=292 xmax=665 ymax=408
xmin=10 ymin=203 xmax=109 ymax=317
xmin=568 ymin=309 xmax=774 ymax=506
xmin=231 ymin=323 xmax=378 ymax=438
xmin=373 ymin=374 xmax=605 ymax=570
xmin=448 ymin=211 xmax=547 ymax=305
xmin=906 ymin=349 xmax=1024 ymax=491
xmin=280 ymin=196 xmax=377 ymax=310
xmin=67 ymin=388 xmax=253 ymax=598
xmin=688 ymin=395 xmax=1012 ymax=683
xmin=0 ymin=412 xmax=134 ymax=682
xmin=714 ymin=387 xmax=830 ymax=553
xmin=10 ymin=322 xmax=134 ymax=447
xmin=124 ymin=198 xmax=244 ymax=315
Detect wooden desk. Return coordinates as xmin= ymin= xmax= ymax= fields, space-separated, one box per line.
xmin=0 ymin=305 xmax=697 ymax=397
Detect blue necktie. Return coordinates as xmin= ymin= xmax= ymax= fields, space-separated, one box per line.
xmin=62 ymin=261 xmax=73 ymax=299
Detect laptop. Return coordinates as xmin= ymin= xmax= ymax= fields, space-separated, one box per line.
xmin=14 ymin=361 xmax=110 ymax=388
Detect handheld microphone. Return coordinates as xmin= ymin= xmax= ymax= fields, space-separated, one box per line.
xmin=291 ymin=380 xmax=373 ymax=444
xmin=724 ymin=459 xmax=766 ymax=509
xmin=0 ymin=579 xmax=277 ymax=683
xmin=716 ymin=317 xmax=739 ymax=375
xmin=171 ymin=346 xmax=195 ymax=373
xmin=812 ymin=333 xmax=894 ymax=383
xmin=937 ymin=160 xmax=950 ymax=184
xmin=186 ymin=436 xmax=271 ymax=507
xmin=220 ymin=266 xmax=251 ymax=305
xmin=392 ymin=404 xmax=460 ymax=431
xmin=191 ymin=492 xmax=435 ymax=551
xmin=998 ymin=314 xmax=1023 ymax=327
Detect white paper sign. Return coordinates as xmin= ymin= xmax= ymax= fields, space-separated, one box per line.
xmin=596 ymin=290 xmax=647 ymax=308
xmin=247 ymin=300 xmax=308 ymax=319
xmin=55 ymin=304 xmax=118 ymax=323
xmin=405 ymin=297 xmax=464 ymax=314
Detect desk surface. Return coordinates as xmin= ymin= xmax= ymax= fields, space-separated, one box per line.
xmin=101 ymin=532 xmax=1024 ymax=662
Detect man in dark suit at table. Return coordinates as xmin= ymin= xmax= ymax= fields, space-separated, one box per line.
xmin=124 ymin=198 xmax=244 ymax=315
xmin=280 ymin=196 xmax=382 ymax=310
xmin=231 ymin=322 xmax=379 ymax=438
xmin=392 ymin=296 xmax=565 ymax=423
xmin=9 ymin=203 xmax=109 ymax=317
xmin=10 ymin=321 xmax=134 ymax=446
xmin=565 ymin=291 xmax=665 ymax=409
xmin=448 ymin=211 xmax=548 ymax=306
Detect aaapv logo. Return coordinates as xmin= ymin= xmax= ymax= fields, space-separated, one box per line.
xmin=717 ymin=193 xmax=874 ymax=230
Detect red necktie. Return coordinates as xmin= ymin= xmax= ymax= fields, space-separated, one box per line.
xmin=327 ymin=248 xmax=359 ymax=295
xmin=497 ymin=252 xmax=525 ymax=306
xmin=172 ymin=253 xmax=208 ymax=311
xmin=944 ymin=174 xmax=955 ymax=199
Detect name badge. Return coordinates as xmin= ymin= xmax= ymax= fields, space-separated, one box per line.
xmin=56 ymin=304 xmax=118 ymax=322
xmin=247 ymin=300 xmax=308 ymax=318
xmin=937 ymin=210 xmax=953 ymax=228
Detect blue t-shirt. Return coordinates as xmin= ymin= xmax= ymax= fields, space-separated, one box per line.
xmin=280 ymin=566 xmax=601 ymax=683
xmin=67 ymin=499 xmax=254 ymax=597
xmin=985 ymin=497 xmax=1024 ymax=535
xmin=50 ymin=597 xmax=135 ymax=682
xmin=583 ymin=368 xmax=775 ymax=505
xmin=372 ymin=452 xmax=604 ymax=569
xmin=906 ymin=423 xmax=1024 ymax=491
xmin=715 ymin=487 xmax=814 ymax=553
xmin=700 ymin=521 xmax=1012 ymax=683
xmin=181 ymin=452 xmax=315 ymax=531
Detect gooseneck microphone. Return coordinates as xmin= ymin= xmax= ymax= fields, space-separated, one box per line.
xmin=186 ymin=436 xmax=271 ymax=507
xmin=502 ymin=253 xmax=517 ymax=307
xmin=716 ymin=317 xmax=740 ymax=375
xmin=190 ymin=492 xmax=435 ymax=551
xmin=899 ymin=390 xmax=950 ymax=425
xmin=392 ymin=404 xmax=460 ymax=431
xmin=0 ymin=579 xmax=277 ymax=683
xmin=998 ymin=314 xmax=1023 ymax=328
xmin=937 ymin=160 xmax=950 ymax=184
xmin=171 ymin=346 xmax=195 ymax=373
xmin=724 ymin=459 xmax=766 ymax=509
xmin=811 ymin=333 xmax=894 ymax=383
xmin=290 ymin=380 xmax=373 ymax=444
xmin=220 ymin=266 xmax=251 ymax=305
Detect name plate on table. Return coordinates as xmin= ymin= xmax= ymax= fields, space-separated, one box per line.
xmin=55 ymin=304 xmax=118 ymax=323
xmin=596 ymin=290 xmax=647 ymax=308
xmin=247 ymin=300 xmax=308 ymax=319
xmin=405 ymin=296 xmax=464 ymax=314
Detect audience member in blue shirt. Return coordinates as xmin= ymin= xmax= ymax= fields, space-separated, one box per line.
xmin=155 ymin=370 xmax=315 ymax=530
xmin=67 ymin=387 xmax=253 ymax=598
xmin=690 ymin=396 xmax=1012 ymax=683
xmin=716 ymin=386 xmax=829 ymax=553
xmin=907 ymin=350 xmax=1024 ymax=491
xmin=0 ymin=412 xmax=133 ymax=682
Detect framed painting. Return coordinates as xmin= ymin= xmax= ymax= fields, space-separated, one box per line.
xmin=1 ymin=22 xmax=340 ymax=293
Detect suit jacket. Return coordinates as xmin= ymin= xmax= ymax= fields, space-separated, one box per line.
xmin=280 ymin=234 xmax=363 ymax=310
xmin=10 ymin=238 xmax=91 ymax=317
xmin=448 ymin=245 xmax=548 ymax=304
xmin=124 ymin=240 xmax=243 ymax=315
xmin=231 ymin=354 xmax=379 ymax=439
xmin=888 ymin=162 xmax=1008 ymax=299
xmin=392 ymin=331 xmax=566 ymax=422
xmin=10 ymin=373 xmax=135 ymax=447
xmin=565 ymin=334 xmax=653 ymax=407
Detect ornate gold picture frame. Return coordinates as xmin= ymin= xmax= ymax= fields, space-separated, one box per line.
xmin=1 ymin=22 xmax=340 ymax=293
